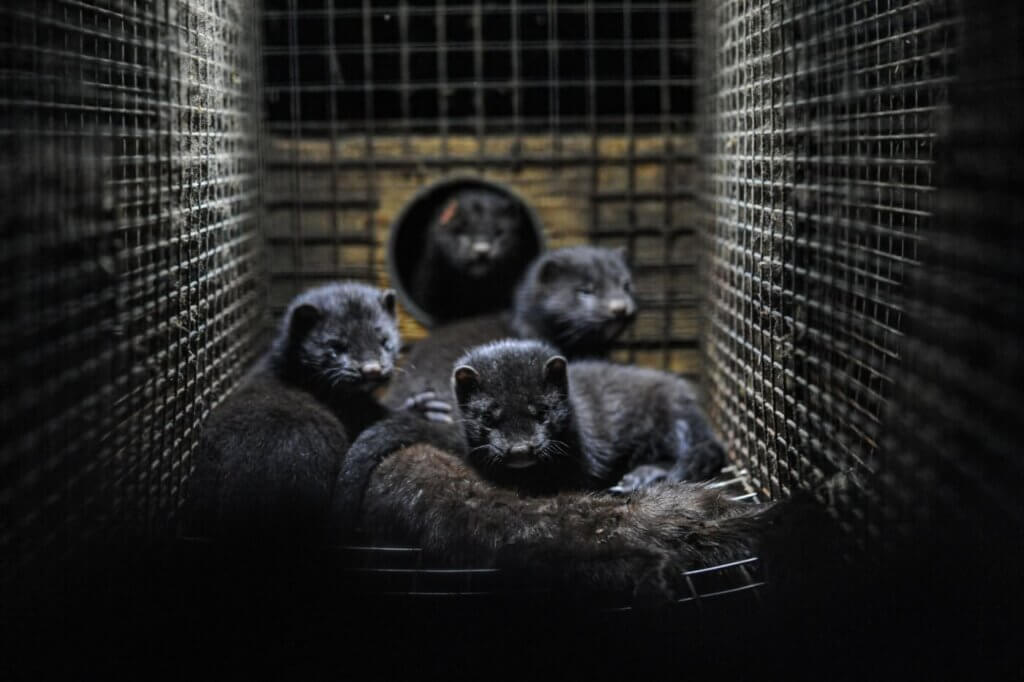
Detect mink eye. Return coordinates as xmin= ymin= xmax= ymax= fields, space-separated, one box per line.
xmin=577 ymin=284 xmax=596 ymax=297
xmin=483 ymin=407 xmax=502 ymax=426
xmin=329 ymin=340 xmax=347 ymax=354
xmin=623 ymin=280 xmax=633 ymax=294
xmin=379 ymin=335 xmax=391 ymax=348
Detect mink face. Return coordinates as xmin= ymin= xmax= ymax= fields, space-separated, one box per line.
xmin=186 ymin=282 xmax=432 ymax=543
xmin=450 ymin=338 xmax=726 ymax=496
xmin=512 ymin=246 xmax=637 ymax=357
xmin=385 ymin=247 xmax=638 ymax=410
xmin=272 ymin=282 xmax=400 ymax=395
xmin=452 ymin=340 xmax=582 ymax=491
xmin=430 ymin=188 xmax=523 ymax=280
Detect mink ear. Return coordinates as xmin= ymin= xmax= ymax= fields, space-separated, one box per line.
xmin=537 ymin=258 xmax=560 ymax=284
xmin=439 ymin=199 xmax=460 ymax=226
xmin=613 ymin=246 xmax=628 ymax=261
xmin=290 ymin=303 xmax=321 ymax=336
xmin=452 ymin=365 xmax=481 ymax=404
xmin=543 ymin=355 xmax=569 ymax=395
xmin=380 ymin=289 xmax=397 ymax=317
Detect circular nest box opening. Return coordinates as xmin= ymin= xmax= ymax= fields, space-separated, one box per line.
xmin=388 ymin=177 xmax=545 ymax=327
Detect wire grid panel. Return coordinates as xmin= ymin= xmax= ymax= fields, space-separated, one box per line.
xmin=699 ymin=0 xmax=958 ymax=538
xmin=262 ymin=0 xmax=703 ymax=375
xmin=0 ymin=0 xmax=264 ymax=582
xmin=877 ymin=1 xmax=1024 ymax=540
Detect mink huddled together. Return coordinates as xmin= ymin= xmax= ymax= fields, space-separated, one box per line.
xmin=185 ymin=185 xmax=771 ymax=600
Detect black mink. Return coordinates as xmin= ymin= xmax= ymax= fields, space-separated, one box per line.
xmin=182 ymin=281 xmax=448 ymax=544
xmin=386 ymin=245 xmax=637 ymax=410
xmin=452 ymin=339 xmax=725 ymax=495
xmin=410 ymin=187 xmax=531 ymax=321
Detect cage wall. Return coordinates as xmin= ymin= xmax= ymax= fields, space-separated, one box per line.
xmin=0 ymin=1 xmax=264 ymax=583
xmin=876 ymin=0 xmax=1024 ymax=542
xmin=698 ymin=0 xmax=958 ymax=540
xmin=262 ymin=0 xmax=703 ymax=375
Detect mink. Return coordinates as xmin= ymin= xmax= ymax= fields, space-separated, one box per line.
xmin=452 ymin=340 xmax=725 ymax=495
xmin=353 ymin=442 xmax=769 ymax=600
xmin=510 ymin=244 xmax=637 ymax=358
xmin=182 ymin=282 xmax=449 ymax=545
xmin=409 ymin=187 xmax=531 ymax=321
xmin=385 ymin=245 xmax=637 ymax=410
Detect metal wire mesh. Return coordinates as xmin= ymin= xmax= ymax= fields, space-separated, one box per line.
xmin=877 ymin=0 xmax=1024 ymax=540
xmin=5 ymin=0 xmax=1020 ymax=618
xmin=698 ymin=0 xmax=958 ymax=540
xmin=0 ymin=0 xmax=264 ymax=583
xmin=262 ymin=0 xmax=703 ymax=375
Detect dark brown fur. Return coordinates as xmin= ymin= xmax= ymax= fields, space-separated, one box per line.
xmin=183 ymin=282 xmax=443 ymax=545
xmin=453 ymin=340 xmax=726 ymax=494
xmin=410 ymin=188 xmax=531 ymax=321
xmin=383 ymin=313 xmax=510 ymax=409
xmin=184 ymin=367 xmax=358 ymax=545
xmin=357 ymin=443 xmax=772 ymax=598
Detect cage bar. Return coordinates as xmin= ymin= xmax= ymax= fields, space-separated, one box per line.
xmin=877 ymin=0 xmax=1024 ymax=540
xmin=0 ymin=0 xmax=264 ymax=583
xmin=261 ymin=0 xmax=703 ymax=376
xmin=0 ymin=1 xmax=1022 ymax=643
xmin=699 ymin=0 xmax=959 ymax=542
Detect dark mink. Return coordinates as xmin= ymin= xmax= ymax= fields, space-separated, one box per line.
xmin=355 ymin=442 xmax=770 ymax=600
xmin=452 ymin=340 xmax=725 ymax=495
xmin=510 ymin=245 xmax=637 ymax=358
xmin=340 ymin=247 xmax=641 ymax=508
xmin=384 ymin=245 xmax=637 ymax=409
xmin=329 ymin=408 xmax=467 ymax=535
xmin=182 ymin=282 xmax=449 ymax=545
xmin=410 ymin=187 xmax=531 ymax=321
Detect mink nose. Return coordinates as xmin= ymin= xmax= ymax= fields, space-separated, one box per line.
xmin=472 ymin=241 xmax=492 ymax=257
xmin=360 ymin=361 xmax=383 ymax=379
xmin=608 ymin=299 xmax=631 ymax=317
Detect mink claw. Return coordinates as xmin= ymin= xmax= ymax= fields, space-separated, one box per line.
xmin=425 ymin=411 xmax=454 ymax=424
xmin=424 ymin=400 xmax=452 ymax=413
xmin=401 ymin=390 xmax=437 ymax=410
xmin=403 ymin=390 xmax=454 ymax=423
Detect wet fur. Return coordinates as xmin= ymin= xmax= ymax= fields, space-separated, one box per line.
xmin=454 ymin=340 xmax=725 ymax=494
xmin=183 ymin=282 xmax=402 ymax=544
xmin=411 ymin=188 xmax=530 ymax=321
xmin=358 ymin=443 xmax=770 ymax=598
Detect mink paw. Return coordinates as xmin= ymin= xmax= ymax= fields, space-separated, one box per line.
xmin=401 ymin=390 xmax=454 ymax=423
xmin=609 ymin=465 xmax=671 ymax=495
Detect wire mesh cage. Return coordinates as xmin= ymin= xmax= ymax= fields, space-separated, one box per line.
xmin=262 ymin=0 xmax=704 ymax=374
xmin=876 ymin=0 xmax=1024 ymax=542
xmin=2 ymin=0 xmax=1024 ymax=672
xmin=0 ymin=0 xmax=264 ymax=584
xmin=699 ymin=0 xmax=959 ymax=544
